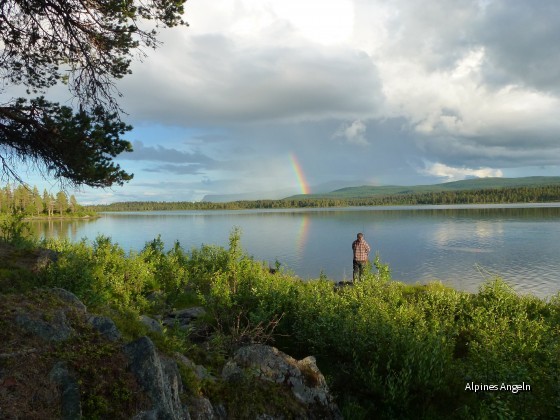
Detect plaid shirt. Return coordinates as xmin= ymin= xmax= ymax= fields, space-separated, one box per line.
xmin=352 ymin=239 xmax=370 ymax=262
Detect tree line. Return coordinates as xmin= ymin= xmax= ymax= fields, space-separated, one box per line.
xmin=86 ymin=185 xmax=560 ymax=212
xmin=0 ymin=184 xmax=83 ymax=217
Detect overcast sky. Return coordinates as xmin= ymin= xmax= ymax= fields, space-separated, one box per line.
xmin=28 ymin=0 xmax=560 ymax=203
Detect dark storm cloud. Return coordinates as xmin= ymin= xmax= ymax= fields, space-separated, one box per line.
xmin=416 ymin=131 xmax=560 ymax=169
xmin=119 ymin=33 xmax=383 ymax=126
xmin=475 ymin=0 xmax=560 ymax=92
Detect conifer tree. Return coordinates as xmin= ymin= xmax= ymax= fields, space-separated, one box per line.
xmin=0 ymin=0 xmax=188 ymax=187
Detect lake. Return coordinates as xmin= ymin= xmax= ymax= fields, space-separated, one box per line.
xmin=29 ymin=204 xmax=560 ymax=298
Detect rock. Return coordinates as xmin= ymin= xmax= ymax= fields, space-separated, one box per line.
xmin=124 ymin=336 xmax=190 ymax=420
xmin=146 ymin=290 xmax=165 ymax=303
xmin=175 ymin=353 xmax=215 ymax=383
xmin=164 ymin=307 xmax=206 ymax=323
xmin=213 ymin=404 xmax=227 ymax=419
xmin=34 ymin=248 xmax=58 ymax=272
xmin=49 ymin=361 xmax=82 ymax=420
xmin=87 ymin=315 xmax=122 ymax=342
xmin=163 ymin=306 xmax=207 ymax=336
xmin=15 ymin=309 xmax=74 ymax=342
xmin=222 ymin=344 xmax=342 ymax=419
xmin=51 ymin=288 xmax=87 ymax=313
xmin=132 ymin=410 xmax=158 ymax=420
xmin=140 ymin=315 xmax=163 ymax=334
xmin=187 ymin=396 xmax=221 ymax=420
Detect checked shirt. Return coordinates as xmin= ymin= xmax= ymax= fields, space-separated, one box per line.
xmin=352 ymin=239 xmax=370 ymax=262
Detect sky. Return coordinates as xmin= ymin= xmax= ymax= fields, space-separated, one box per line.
xmin=19 ymin=0 xmax=560 ymax=203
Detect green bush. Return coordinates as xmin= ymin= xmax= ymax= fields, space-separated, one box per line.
xmin=0 ymin=212 xmax=35 ymax=247
xmin=36 ymin=230 xmax=560 ymax=418
xmin=43 ymin=236 xmax=151 ymax=310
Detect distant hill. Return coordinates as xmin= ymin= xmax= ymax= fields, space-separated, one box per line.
xmin=203 ymin=189 xmax=297 ymax=202
xmin=87 ymin=176 xmax=560 ymax=211
xmin=203 ymin=180 xmax=363 ymax=202
xmin=284 ymin=177 xmax=560 ymax=200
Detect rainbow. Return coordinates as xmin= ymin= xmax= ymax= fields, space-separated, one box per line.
xmin=290 ymin=153 xmax=311 ymax=194
xmin=296 ymin=214 xmax=311 ymax=253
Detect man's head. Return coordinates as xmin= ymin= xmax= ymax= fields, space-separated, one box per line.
xmin=357 ymin=233 xmax=364 ymax=240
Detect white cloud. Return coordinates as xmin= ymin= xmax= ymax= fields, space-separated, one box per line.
xmin=421 ymin=162 xmax=503 ymax=182
xmin=271 ymin=0 xmax=355 ymax=45
xmin=333 ymin=120 xmax=368 ymax=145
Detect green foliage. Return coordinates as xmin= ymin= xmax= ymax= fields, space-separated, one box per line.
xmin=0 ymin=267 xmax=38 ymax=292
xmin=197 ymin=228 xmax=284 ymax=352
xmin=0 ymin=184 xmax=92 ymax=217
xmin=43 ymin=233 xmax=198 ymax=313
xmin=0 ymin=98 xmax=134 ymax=187
xmin=176 ymin=361 xmax=203 ymax=397
xmin=43 ymin=236 xmax=149 ymax=310
xmin=32 ymin=230 xmax=560 ymax=418
xmin=0 ymin=212 xmax=33 ymax=245
xmin=1 ymin=0 xmax=187 ymax=186
xmin=181 ymin=235 xmax=559 ymax=418
xmin=212 ymin=374 xmax=307 ymax=419
xmin=141 ymin=236 xmax=189 ymax=302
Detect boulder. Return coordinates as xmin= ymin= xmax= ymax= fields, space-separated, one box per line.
xmin=87 ymin=315 xmax=122 ymax=342
xmin=51 ymin=288 xmax=87 ymax=313
xmin=34 ymin=248 xmax=59 ymax=272
xmin=140 ymin=315 xmax=163 ymax=334
xmin=49 ymin=361 xmax=82 ymax=420
xmin=175 ymin=353 xmax=215 ymax=383
xmin=15 ymin=309 xmax=74 ymax=342
xmin=124 ymin=336 xmax=189 ymax=420
xmin=163 ymin=307 xmax=206 ymax=328
xmin=187 ymin=396 xmax=224 ymax=420
xmin=222 ymin=344 xmax=342 ymax=419
xmin=163 ymin=307 xmax=210 ymax=342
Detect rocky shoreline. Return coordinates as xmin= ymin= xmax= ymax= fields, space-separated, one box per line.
xmin=0 ymin=287 xmax=342 ymax=419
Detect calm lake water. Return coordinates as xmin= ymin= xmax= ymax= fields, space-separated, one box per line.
xmin=29 ymin=204 xmax=560 ymax=298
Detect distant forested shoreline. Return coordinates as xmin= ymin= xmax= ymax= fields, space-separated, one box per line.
xmin=86 ymin=184 xmax=560 ymax=212
xmin=0 ymin=184 xmax=93 ymax=217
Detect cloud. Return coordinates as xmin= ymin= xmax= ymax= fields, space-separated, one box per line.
xmin=121 ymin=42 xmax=381 ymax=126
xmin=44 ymin=0 xmax=560 ymax=203
xmin=144 ymin=164 xmax=205 ymax=175
xmin=351 ymin=0 xmax=560 ymax=175
xmin=333 ymin=120 xmax=368 ymax=145
xmin=475 ymin=0 xmax=560 ymax=92
xmin=421 ymin=162 xmax=504 ymax=182
xmin=116 ymin=0 xmax=383 ymax=127
xmin=121 ymin=141 xmax=215 ymax=165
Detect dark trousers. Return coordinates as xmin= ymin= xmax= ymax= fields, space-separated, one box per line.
xmin=353 ymin=259 xmax=366 ymax=281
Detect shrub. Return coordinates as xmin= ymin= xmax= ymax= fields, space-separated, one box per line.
xmin=0 ymin=212 xmax=35 ymax=247
xmin=36 ymin=231 xmax=560 ymax=418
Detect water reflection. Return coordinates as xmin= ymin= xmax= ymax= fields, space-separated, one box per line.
xmin=296 ymin=215 xmax=311 ymax=254
xmin=25 ymin=204 xmax=560 ymax=298
xmin=28 ymin=218 xmax=95 ymax=242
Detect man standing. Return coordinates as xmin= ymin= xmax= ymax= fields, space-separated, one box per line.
xmin=352 ymin=232 xmax=370 ymax=282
